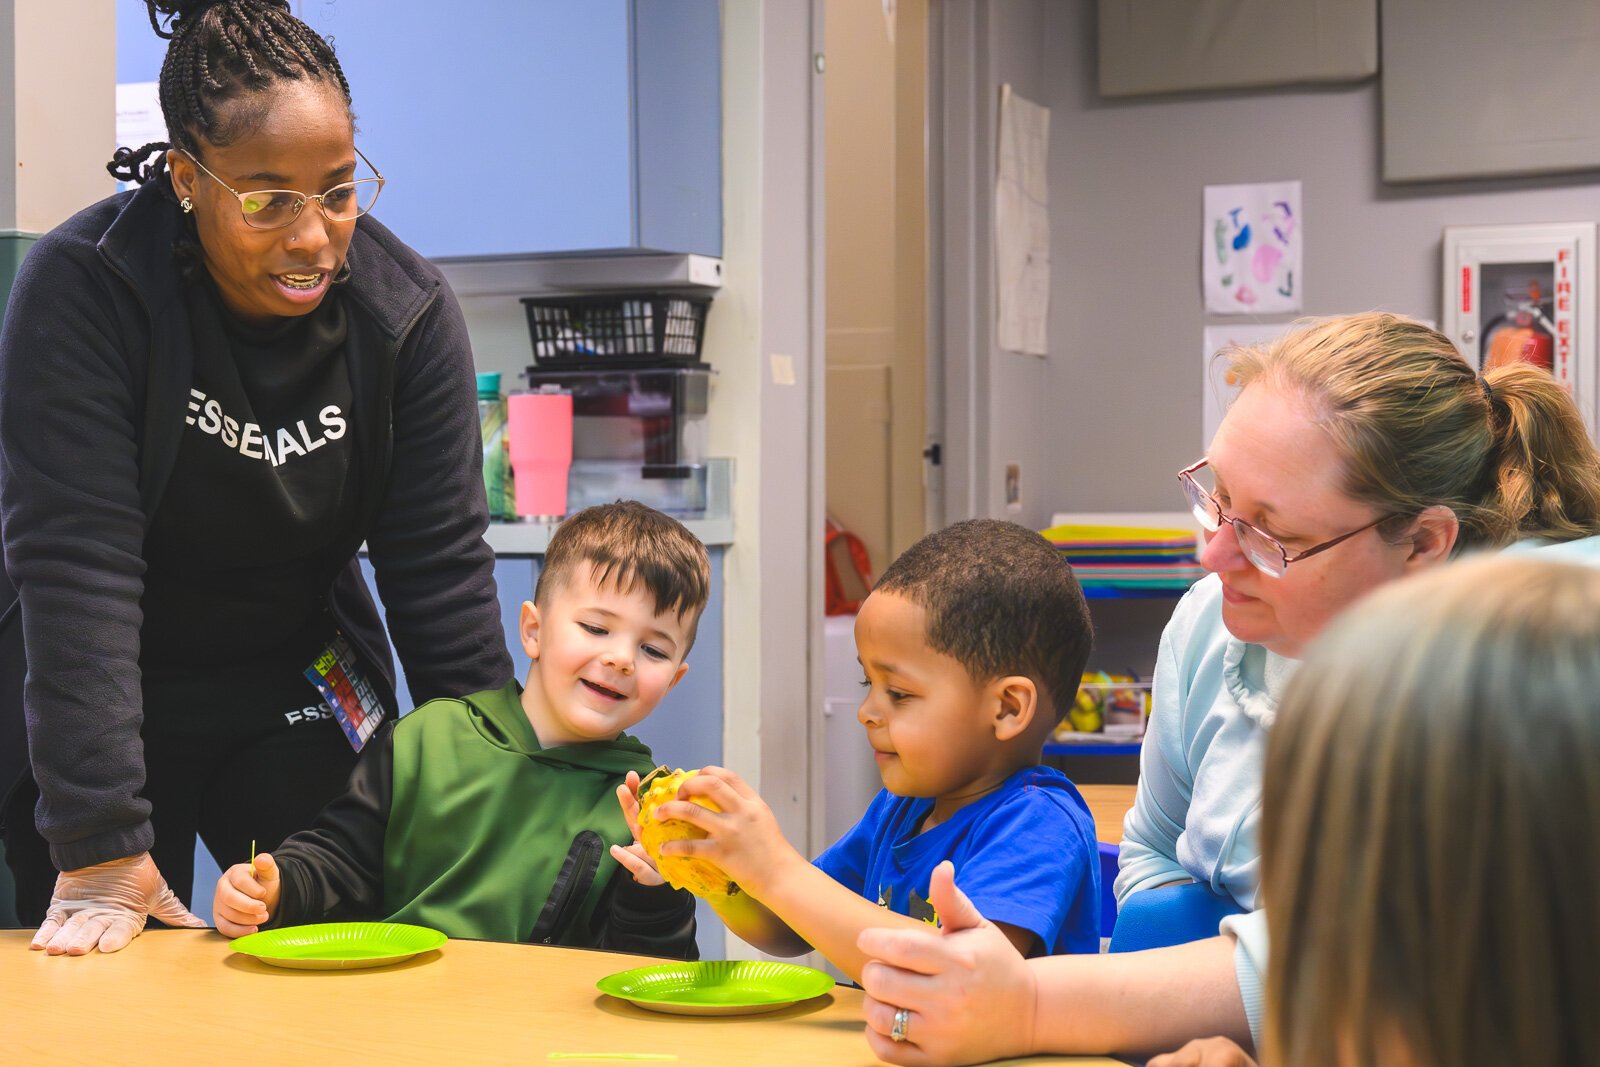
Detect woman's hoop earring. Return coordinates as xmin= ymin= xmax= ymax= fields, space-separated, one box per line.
xmin=180 ymin=197 xmax=194 ymax=214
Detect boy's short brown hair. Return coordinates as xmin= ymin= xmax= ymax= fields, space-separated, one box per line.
xmin=873 ymin=519 xmax=1092 ymax=719
xmin=535 ymin=501 xmax=712 ymax=650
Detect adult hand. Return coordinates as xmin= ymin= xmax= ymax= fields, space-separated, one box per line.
xmin=1146 ymin=1037 xmax=1259 ymax=1067
xmin=31 ymin=852 xmax=207 ymax=955
xmin=611 ymin=770 xmax=666 ymax=886
xmin=857 ymin=860 xmax=1037 ymax=1066
xmin=213 ymin=852 xmax=283 ymax=937
xmin=653 ymin=766 xmax=803 ymax=896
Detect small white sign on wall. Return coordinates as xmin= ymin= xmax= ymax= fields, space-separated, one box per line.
xmin=1201 ymin=323 xmax=1292 ymax=452
xmin=996 ymin=84 xmax=1050 ymax=356
xmin=1202 ymin=181 xmax=1302 ymax=315
xmin=116 ymin=82 xmax=166 ymax=152
xmin=115 ymin=82 xmax=167 ymax=192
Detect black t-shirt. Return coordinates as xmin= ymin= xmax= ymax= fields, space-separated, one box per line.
xmin=140 ymin=275 xmax=361 ymax=721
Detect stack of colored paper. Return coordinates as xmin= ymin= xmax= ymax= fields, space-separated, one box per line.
xmin=1040 ymin=523 xmax=1206 ymax=595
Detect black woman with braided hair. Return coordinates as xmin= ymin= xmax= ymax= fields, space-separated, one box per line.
xmin=0 ymin=0 xmax=512 ymax=955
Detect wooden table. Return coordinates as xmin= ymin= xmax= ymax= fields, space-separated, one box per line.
xmin=0 ymin=930 xmax=1122 ymax=1065
xmin=1078 ymin=784 xmax=1136 ymax=845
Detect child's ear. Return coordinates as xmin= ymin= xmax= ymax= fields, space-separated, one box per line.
xmin=665 ymin=661 xmax=689 ymax=694
xmin=989 ymin=675 xmax=1038 ymax=742
xmin=518 ymin=601 xmax=541 ymax=660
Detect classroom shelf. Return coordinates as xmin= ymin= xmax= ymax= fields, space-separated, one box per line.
xmin=1081 ymin=584 xmax=1196 ymax=600
xmin=1044 ymin=741 xmax=1143 ymax=757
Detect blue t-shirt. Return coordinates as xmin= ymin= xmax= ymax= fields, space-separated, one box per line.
xmin=813 ymin=765 xmax=1101 ymax=954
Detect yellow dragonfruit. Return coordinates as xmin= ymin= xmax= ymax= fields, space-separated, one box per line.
xmin=636 ymin=768 xmax=738 ymax=899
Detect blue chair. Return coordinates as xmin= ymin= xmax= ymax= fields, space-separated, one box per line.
xmin=1108 ymin=879 xmax=1245 ymax=953
xmin=1096 ymin=841 xmax=1120 ymax=937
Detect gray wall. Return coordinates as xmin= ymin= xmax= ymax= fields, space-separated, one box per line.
xmin=951 ymin=0 xmax=1600 ymax=525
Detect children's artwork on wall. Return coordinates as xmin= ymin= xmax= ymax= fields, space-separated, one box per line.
xmin=1201 ymin=323 xmax=1293 ymax=451
xmin=1202 ymin=182 xmax=1302 ymax=315
xmin=1442 ymin=223 xmax=1597 ymax=438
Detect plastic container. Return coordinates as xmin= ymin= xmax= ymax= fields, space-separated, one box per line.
xmin=567 ymin=461 xmax=710 ymax=517
xmin=521 ymin=291 xmax=711 ymax=369
xmin=507 ymin=388 xmax=574 ymax=521
xmin=522 ymin=365 xmax=711 ymax=466
xmin=476 ymin=372 xmax=511 ymax=520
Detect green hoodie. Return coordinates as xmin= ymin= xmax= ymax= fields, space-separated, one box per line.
xmin=382 ymin=680 xmax=660 ymax=943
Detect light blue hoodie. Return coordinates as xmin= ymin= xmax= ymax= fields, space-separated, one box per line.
xmin=1126 ymin=535 xmax=1600 ymax=1046
xmin=1115 ymin=572 xmax=1291 ymax=911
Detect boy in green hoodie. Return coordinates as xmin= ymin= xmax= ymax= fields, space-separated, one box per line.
xmin=211 ymin=501 xmax=709 ymax=955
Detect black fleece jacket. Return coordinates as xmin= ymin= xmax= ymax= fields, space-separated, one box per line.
xmin=0 ymin=179 xmax=513 ymax=871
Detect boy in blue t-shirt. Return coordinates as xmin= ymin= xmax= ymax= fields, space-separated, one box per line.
xmin=614 ymin=519 xmax=1099 ymax=981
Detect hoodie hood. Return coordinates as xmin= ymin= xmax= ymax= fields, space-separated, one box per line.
xmin=464 ymin=679 xmax=655 ymax=776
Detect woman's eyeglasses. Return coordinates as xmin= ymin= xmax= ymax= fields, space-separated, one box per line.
xmin=182 ymin=147 xmax=385 ymax=231
xmin=1178 ymin=458 xmax=1395 ymax=579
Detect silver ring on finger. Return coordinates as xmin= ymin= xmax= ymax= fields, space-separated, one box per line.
xmin=890 ymin=1006 xmax=911 ymax=1043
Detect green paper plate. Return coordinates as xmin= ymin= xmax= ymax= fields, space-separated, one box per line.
xmin=229 ymin=922 xmax=447 ymax=970
xmin=597 ymin=959 xmax=835 ymax=1016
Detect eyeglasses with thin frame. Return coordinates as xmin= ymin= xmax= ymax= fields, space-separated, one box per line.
xmin=181 ymin=147 xmax=385 ymax=231
xmin=1178 ymin=458 xmax=1397 ymax=579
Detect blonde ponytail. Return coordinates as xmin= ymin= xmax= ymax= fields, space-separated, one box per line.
xmin=1480 ymin=362 xmax=1600 ymax=544
xmin=1227 ymin=312 xmax=1600 ymax=554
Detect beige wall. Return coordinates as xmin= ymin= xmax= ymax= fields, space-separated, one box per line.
xmin=0 ymin=0 xmax=115 ymax=234
xmin=823 ymin=0 xmax=927 ymax=576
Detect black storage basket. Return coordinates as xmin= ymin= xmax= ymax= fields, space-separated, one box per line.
xmin=521 ymin=291 xmax=710 ymax=368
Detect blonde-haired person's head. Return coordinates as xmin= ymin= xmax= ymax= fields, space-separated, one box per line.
xmin=1225 ymin=312 xmax=1600 ymax=552
xmin=1261 ymin=556 xmax=1600 ymax=1067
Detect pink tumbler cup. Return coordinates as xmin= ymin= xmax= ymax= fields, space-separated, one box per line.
xmin=507 ymin=389 xmax=574 ymax=521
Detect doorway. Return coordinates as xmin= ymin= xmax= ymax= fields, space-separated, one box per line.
xmin=823 ymin=0 xmax=931 ymax=579
xmin=818 ymin=0 xmax=932 ymax=857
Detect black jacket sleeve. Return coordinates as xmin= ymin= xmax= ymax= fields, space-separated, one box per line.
xmin=360 ymin=261 xmax=512 ymax=705
xmin=592 ymin=873 xmax=699 ymax=961
xmin=269 ymin=721 xmax=395 ymax=926
xmin=0 ymin=225 xmax=156 ymax=870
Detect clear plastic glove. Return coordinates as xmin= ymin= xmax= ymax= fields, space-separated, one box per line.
xmin=30 ymin=852 xmax=207 ymax=956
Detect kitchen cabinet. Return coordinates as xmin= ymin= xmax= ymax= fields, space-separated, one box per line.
xmin=116 ymin=0 xmax=721 ymax=259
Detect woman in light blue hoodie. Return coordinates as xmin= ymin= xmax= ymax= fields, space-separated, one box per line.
xmin=1120 ymin=313 xmax=1600 ymax=914
xmin=852 ymin=312 xmax=1600 ymax=1065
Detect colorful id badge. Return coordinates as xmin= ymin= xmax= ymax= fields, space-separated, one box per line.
xmin=305 ymin=634 xmax=386 ymax=752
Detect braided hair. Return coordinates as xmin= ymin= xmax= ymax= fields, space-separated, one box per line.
xmin=106 ymin=0 xmax=353 ymax=186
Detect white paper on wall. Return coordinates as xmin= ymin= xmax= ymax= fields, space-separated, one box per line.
xmin=115 ymin=82 xmax=167 ymax=193
xmin=996 ymin=84 xmax=1050 ymax=356
xmin=1201 ymin=323 xmax=1293 ymax=452
xmin=116 ymin=82 xmax=166 ymax=154
xmin=1202 ymin=181 xmax=1302 ymax=315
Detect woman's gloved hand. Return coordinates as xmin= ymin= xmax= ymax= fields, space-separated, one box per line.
xmin=30 ymin=852 xmax=207 ymax=955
